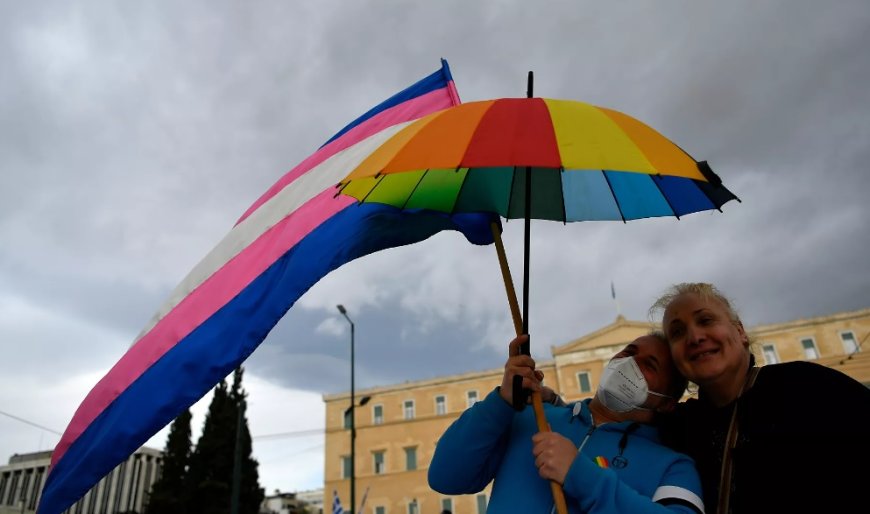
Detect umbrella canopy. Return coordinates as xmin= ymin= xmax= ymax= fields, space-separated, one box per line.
xmin=337 ymin=97 xmax=738 ymax=221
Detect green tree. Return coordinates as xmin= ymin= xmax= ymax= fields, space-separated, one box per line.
xmin=229 ymin=367 xmax=265 ymax=514
xmin=186 ymin=367 xmax=263 ymax=514
xmin=145 ymin=409 xmax=192 ymax=514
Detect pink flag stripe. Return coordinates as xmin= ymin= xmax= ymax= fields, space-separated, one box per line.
xmin=52 ymin=189 xmax=355 ymax=465
xmin=129 ymin=122 xmax=412 ymax=345
xmin=236 ymin=88 xmax=456 ymax=224
xmin=446 ymin=80 xmax=461 ymax=108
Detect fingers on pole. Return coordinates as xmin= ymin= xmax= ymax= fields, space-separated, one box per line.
xmin=509 ymin=334 xmax=529 ymax=357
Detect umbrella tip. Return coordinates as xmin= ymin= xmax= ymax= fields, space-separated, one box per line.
xmin=527 ymin=71 xmax=534 ymax=98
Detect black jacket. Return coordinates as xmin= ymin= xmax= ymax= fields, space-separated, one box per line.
xmin=660 ymin=361 xmax=870 ymax=514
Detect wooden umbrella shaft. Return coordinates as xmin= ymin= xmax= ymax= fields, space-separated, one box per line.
xmin=489 ymin=221 xmax=569 ymax=514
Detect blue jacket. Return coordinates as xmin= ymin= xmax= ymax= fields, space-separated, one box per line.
xmin=429 ymin=388 xmax=704 ymax=514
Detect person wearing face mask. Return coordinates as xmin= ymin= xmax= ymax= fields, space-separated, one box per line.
xmin=428 ymin=333 xmax=705 ymax=514
xmin=652 ymin=282 xmax=870 ymax=514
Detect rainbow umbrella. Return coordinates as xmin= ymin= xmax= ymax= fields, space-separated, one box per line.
xmin=336 ymin=74 xmax=739 ymax=512
xmin=338 ymin=74 xmax=738 ymax=324
xmin=339 ymin=98 xmax=736 ymax=223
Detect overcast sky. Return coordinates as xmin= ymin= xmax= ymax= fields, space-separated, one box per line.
xmin=2 ymin=0 xmax=869 ymax=496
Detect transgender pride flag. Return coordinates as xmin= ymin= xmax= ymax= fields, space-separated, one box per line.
xmin=38 ymin=59 xmax=496 ymax=514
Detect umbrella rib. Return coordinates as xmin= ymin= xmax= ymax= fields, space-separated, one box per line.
xmin=506 ymin=166 xmax=519 ymax=219
xmin=399 ymin=169 xmax=429 ymax=211
xmin=650 ymin=174 xmax=680 ymax=220
xmin=558 ymin=167 xmax=567 ymax=224
xmin=601 ymin=170 xmax=627 ymax=224
xmin=450 ymin=167 xmax=466 ymax=214
xmin=333 ymin=181 xmax=349 ymax=198
xmin=358 ymin=173 xmax=386 ymax=204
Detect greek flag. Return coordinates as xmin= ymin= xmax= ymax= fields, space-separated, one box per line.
xmin=332 ymin=490 xmax=344 ymax=514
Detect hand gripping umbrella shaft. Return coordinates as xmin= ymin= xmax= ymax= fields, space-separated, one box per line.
xmin=489 ymin=220 xmax=569 ymax=514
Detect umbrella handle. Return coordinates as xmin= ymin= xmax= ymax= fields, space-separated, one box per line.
xmin=489 ymin=222 xmax=569 ymax=514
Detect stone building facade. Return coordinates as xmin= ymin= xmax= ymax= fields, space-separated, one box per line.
xmin=0 ymin=446 xmax=162 ymax=514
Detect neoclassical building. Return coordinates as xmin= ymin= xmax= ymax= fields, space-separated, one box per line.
xmin=323 ymin=307 xmax=870 ymax=514
xmin=0 ymin=446 xmax=162 ymax=514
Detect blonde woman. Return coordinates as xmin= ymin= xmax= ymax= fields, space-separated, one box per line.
xmin=652 ymin=282 xmax=870 ymax=514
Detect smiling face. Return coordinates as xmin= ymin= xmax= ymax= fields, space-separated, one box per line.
xmin=662 ymin=292 xmax=751 ymax=394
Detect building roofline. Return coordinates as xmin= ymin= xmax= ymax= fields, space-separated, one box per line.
xmin=748 ymin=306 xmax=870 ymax=335
xmin=323 ymin=360 xmax=555 ymax=401
xmin=551 ymin=315 xmax=655 ymax=355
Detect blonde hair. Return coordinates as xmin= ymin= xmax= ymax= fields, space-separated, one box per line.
xmin=648 ymin=282 xmax=742 ymax=326
xmin=650 ymin=282 xmax=760 ymax=373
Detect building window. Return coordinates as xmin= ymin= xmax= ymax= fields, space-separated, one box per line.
xmin=344 ymin=409 xmax=352 ymax=429
xmin=762 ymin=344 xmax=779 ymax=364
xmin=405 ymin=447 xmax=417 ymax=471
xmin=840 ymin=331 xmax=859 ymax=354
xmin=476 ymin=494 xmax=488 ymax=514
xmin=88 ymin=482 xmax=100 ymax=514
xmin=373 ymin=451 xmax=386 ymax=475
xmin=435 ymin=395 xmax=447 ymax=415
xmin=467 ymin=390 xmax=479 ymax=408
xmin=375 ymin=507 xmax=386 ymax=514
xmin=373 ymin=404 xmax=384 ymax=425
xmin=441 ymin=498 xmax=454 ymax=513
xmin=403 ymin=400 xmax=415 ymax=420
xmin=576 ymin=371 xmax=592 ymax=393
xmin=112 ymin=460 xmax=127 ymax=514
xmin=341 ymin=456 xmax=352 ymax=479
xmin=100 ymin=468 xmax=113 ymax=513
xmin=408 ymin=499 xmax=419 ymax=514
xmin=801 ymin=338 xmax=819 ymax=359
xmin=19 ymin=471 xmax=31 ymax=511
xmin=0 ymin=473 xmax=8 ymax=506
xmin=8 ymin=472 xmax=20 ymax=507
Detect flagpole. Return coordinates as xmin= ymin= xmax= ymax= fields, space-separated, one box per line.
xmin=611 ymin=280 xmax=622 ymax=318
xmin=357 ymin=486 xmax=370 ymax=514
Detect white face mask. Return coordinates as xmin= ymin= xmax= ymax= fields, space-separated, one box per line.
xmin=596 ymin=357 xmax=672 ymax=413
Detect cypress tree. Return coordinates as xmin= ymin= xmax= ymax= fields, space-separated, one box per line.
xmin=228 ymin=367 xmax=264 ymax=514
xmin=186 ymin=369 xmax=263 ymax=514
xmin=145 ymin=408 xmax=192 ymax=514
xmin=186 ymin=378 xmax=233 ymax=513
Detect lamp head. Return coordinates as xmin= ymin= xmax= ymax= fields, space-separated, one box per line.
xmin=337 ymin=304 xmax=347 ymax=315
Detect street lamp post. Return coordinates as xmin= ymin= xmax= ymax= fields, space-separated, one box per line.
xmin=336 ymin=304 xmax=356 ymax=514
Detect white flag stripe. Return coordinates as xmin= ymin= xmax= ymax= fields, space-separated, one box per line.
xmin=132 ymin=121 xmax=411 ymax=342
